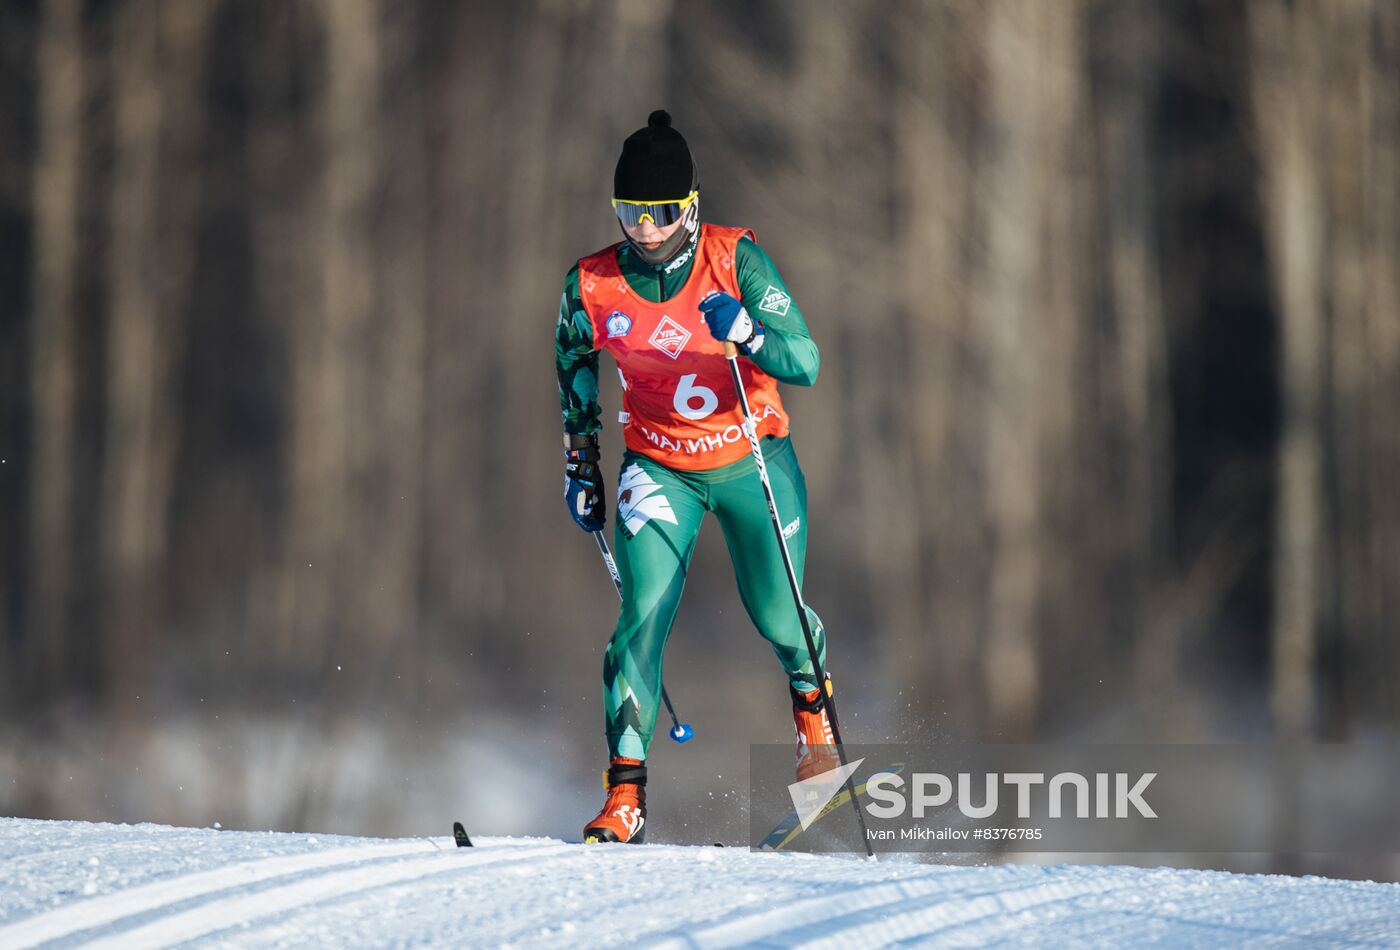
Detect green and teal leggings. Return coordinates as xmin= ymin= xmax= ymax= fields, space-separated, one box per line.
xmin=603 ymin=435 xmax=825 ymax=761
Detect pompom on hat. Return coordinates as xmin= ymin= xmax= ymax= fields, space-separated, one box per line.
xmin=613 ymin=110 xmax=698 ymax=201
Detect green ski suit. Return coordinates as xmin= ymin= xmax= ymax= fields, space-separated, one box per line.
xmin=556 ymin=233 xmax=825 ymax=761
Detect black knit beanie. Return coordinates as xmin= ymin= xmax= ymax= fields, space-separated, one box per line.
xmin=613 ymin=110 xmax=697 ymax=201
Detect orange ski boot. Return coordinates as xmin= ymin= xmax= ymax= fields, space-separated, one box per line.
xmin=792 ymin=677 xmax=841 ymax=782
xmin=583 ymin=757 xmax=647 ymax=844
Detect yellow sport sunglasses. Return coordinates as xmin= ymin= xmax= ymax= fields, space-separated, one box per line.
xmin=611 ymin=190 xmax=698 ymax=227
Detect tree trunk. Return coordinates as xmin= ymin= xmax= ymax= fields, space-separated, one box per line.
xmin=975 ymin=0 xmax=1085 ymax=739
xmin=275 ymin=0 xmax=382 ymax=670
xmin=29 ymin=0 xmax=84 ymax=700
xmin=888 ymin=0 xmax=988 ymax=734
xmin=1249 ymin=0 xmax=1326 ymax=744
xmin=101 ymin=0 xmax=212 ymax=713
xmin=1358 ymin=1 xmax=1400 ymax=729
xmin=1089 ymin=0 xmax=1177 ymax=738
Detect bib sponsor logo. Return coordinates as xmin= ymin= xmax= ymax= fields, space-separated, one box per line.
xmin=759 ymin=284 xmax=791 ymax=316
xmin=617 ymin=463 xmax=679 ymax=535
xmin=606 ymin=310 xmax=633 ymax=338
xmin=632 ymin=404 xmax=783 ymax=457
xmin=648 ymin=316 xmax=691 ymax=359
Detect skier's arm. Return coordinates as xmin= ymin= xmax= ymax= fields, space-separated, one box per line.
xmin=733 ymin=236 xmax=821 ymax=386
xmin=557 ymin=265 xmax=606 ymax=532
xmin=556 ymin=265 xmax=602 ymax=436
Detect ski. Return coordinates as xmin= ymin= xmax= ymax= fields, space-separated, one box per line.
xmin=757 ymin=762 xmax=906 ymax=851
xmin=453 ymin=821 xmax=473 ymax=848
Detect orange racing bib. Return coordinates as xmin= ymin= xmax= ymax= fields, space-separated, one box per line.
xmin=578 ymin=224 xmax=789 ymax=471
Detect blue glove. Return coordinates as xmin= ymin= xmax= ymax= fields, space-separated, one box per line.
xmin=699 ymin=291 xmax=765 ymax=353
xmin=563 ymin=435 xmax=605 ymax=532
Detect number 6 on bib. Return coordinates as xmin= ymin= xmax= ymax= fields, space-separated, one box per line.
xmin=673 ymin=373 xmax=718 ymax=421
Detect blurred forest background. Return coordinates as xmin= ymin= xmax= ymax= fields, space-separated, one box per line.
xmin=0 ymin=0 xmax=1396 ymax=877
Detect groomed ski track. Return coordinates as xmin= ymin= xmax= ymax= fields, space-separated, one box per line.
xmin=1 ymin=818 xmax=1397 ymax=948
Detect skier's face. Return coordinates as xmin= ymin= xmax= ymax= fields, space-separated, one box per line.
xmin=621 ymin=216 xmax=685 ymax=254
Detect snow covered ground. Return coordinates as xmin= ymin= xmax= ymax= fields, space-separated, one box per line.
xmin=1 ymin=817 xmax=1398 ymax=948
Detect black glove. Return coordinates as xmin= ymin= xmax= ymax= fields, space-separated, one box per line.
xmin=563 ymin=433 xmax=605 ymax=532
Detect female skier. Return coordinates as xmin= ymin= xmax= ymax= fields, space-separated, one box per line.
xmin=556 ymin=111 xmax=834 ymax=844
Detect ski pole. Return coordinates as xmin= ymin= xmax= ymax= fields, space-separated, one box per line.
xmin=594 ymin=530 xmax=695 ymax=743
xmin=722 ymin=341 xmax=874 ymax=857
